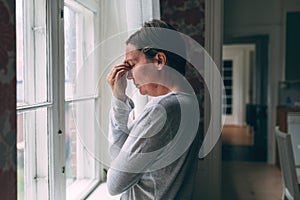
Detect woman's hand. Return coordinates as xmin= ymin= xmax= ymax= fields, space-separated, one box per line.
xmin=107 ymin=63 xmax=130 ymax=101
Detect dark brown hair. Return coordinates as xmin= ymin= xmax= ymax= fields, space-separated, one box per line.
xmin=126 ymin=19 xmax=186 ymax=75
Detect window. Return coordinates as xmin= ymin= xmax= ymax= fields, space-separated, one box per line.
xmin=223 ymin=60 xmax=233 ymax=115
xmin=16 ymin=0 xmax=49 ymax=199
xmin=64 ymin=0 xmax=100 ymax=198
xmin=16 ymin=0 xmax=101 ymax=199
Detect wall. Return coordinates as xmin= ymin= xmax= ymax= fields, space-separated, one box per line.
xmin=0 ymin=0 xmax=17 ymax=199
xmin=160 ymin=0 xmax=205 ymax=95
xmin=161 ymin=1 xmax=222 ymax=199
xmin=285 ymin=12 xmax=300 ymax=81
xmin=224 ymin=0 xmax=300 ymax=163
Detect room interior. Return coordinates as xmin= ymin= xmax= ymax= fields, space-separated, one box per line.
xmin=0 ymin=0 xmax=300 ymax=199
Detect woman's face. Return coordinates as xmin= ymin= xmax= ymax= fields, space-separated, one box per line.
xmin=125 ymin=43 xmax=160 ymax=96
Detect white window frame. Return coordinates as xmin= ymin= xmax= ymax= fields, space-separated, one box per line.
xmin=17 ymin=0 xmax=102 ymax=199
xmin=16 ymin=0 xmax=50 ymax=199
xmin=63 ymin=1 xmax=101 ymax=198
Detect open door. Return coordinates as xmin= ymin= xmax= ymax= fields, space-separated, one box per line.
xmin=222 ymin=36 xmax=268 ymax=161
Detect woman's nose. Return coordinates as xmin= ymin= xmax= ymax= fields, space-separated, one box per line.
xmin=127 ymin=70 xmax=133 ymax=79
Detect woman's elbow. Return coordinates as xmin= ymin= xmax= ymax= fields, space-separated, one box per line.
xmin=107 ymin=183 xmax=122 ymax=196
xmin=107 ymin=171 xmax=124 ymax=196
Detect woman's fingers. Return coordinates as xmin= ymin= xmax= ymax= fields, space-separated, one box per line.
xmin=107 ymin=65 xmax=130 ymax=84
xmin=106 ymin=63 xmax=131 ymax=101
xmin=114 ymin=68 xmax=127 ymax=82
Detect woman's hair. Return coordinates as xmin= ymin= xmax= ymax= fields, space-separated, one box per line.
xmin=126 ymin=19 xmax=186 ymax=75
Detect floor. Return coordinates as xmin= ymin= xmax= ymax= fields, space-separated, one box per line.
xmin=222 ymin=125 xmax=254 ymax=146
xmin=222 ymin=125 xmax=266 ymax=161
xmin=222 ymin=161 xmax=283 ymax=200
xmin=221 ymin=125 xmax=283 ymax=200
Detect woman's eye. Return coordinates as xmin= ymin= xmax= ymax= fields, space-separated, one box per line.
xmin=128 ymin=64 xmax=135 ymax=69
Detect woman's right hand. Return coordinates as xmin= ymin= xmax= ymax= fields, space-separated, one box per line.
xmin=106 ymin=63 xmax=130 ymax=101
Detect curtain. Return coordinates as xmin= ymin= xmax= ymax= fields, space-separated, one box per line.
xmin=125 ymin=0 xmax=161 ymax=119
xmin=97 ymin=0 xmax=161 ymax=165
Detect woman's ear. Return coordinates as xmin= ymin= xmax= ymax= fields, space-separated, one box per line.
xmin=155 ymin=52 xmax=167 ymax=70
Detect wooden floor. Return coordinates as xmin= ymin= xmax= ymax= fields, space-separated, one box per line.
xmin=222 ymin=161 xmax=283 ymax=200
xmin=221 ymin=125 xmax=266 ymax=161
xmin=221 ymin=125 xmax=283 ymax=199
xmin=222 ymin=125 xmax=254 ymax=146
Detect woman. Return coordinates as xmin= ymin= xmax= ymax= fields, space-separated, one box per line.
xmin=106 ymin=19 xmax=201 ymax=200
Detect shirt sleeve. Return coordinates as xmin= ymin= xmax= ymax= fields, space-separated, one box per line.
xmin=107 ymin=103 xmax=170 ymax=196
xmin=109 ymin=96 xmax=134 ymax=159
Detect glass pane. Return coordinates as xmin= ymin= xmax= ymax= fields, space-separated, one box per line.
xmin=65 ymin=102 xmax=77 ymax=186
xmin=16 ymin=0 xmax=24 ymax=105
xmin=65 ymin=100 xmax=96 ymax=189
xmin=17 ymin=114 xmax=24 ymax=200
xmin=64 ymin=2 xmax=99 ymax=198
xmin=64 ymin=4 xmax=95 ymax=100
xmin=16 ymin=0 xmax=48 ymax=107
xmin=17 ymin=107 xmax=49 ymax=200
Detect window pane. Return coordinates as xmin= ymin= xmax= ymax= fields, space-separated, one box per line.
xmin=64 ymin=1 xmax=99 ymax=198
xmin=64 ymin=3 xmax=95 ymax=100
xmin=17 ymin=108 xmax=49 ymax=200
xmin=223 ymin=60 xmax=234 ymax=115
xmin=16 ymin=0 xmax=48 ymax=107
xmin=16 ymin=0 xmax=24 ymax=105
xmin=17 ymin=114 xmax=25 ymax=200
xmin=65 ymin=100 xmax=97 ymax=197
xmin=65 ymin=102 xmax=77 ymax=186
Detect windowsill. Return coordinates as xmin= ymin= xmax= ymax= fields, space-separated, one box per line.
xmin=86 ymin=182 xmax=121 ymax=200
xmin=66 ymin=179 xmax=100 ymax=200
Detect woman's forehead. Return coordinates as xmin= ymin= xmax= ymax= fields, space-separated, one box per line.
xmin=125 ymin=44 xmax=143 ymax=61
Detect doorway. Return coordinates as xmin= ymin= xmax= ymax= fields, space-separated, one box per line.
xmin=221 ymin=36 xmax=268 ymax=162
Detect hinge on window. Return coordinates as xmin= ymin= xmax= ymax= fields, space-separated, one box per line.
xmin=32 ymin=26 xmax=46 ymax=34
xmin=62 ymin=166 xmax=65 ymax=174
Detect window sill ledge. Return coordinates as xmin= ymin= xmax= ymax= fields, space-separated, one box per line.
xmin=86 ymin=182 xmax=121 ymax=200
xmin=67 ymin=179 xmax=99 ymax=200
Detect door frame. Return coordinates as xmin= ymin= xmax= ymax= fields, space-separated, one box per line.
xmin=222 ymin=35 xmax=269 ymax=161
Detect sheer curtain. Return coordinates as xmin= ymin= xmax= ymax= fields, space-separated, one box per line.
xmin=98 ymin=0 xmax=160 ymax=121
xmin=125 ymin=0 xmax=161 ymax=119
xmin=126 ymin=0 xmax=160 ymax=31
xmin=96 ymin=0 xmax=161 ymax=169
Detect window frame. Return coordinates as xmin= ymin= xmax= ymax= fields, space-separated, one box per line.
xmin=17 ymin=0 xmax=103 ymax=199
xmin=49 ymin=0 xmax=102 ymax=199
xmin=63 ymin=0 xmax=101 ymax=198
xmin=16 ymin=0 xmax=50 ymax=199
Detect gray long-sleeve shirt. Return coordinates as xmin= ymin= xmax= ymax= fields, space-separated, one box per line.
xmin=107 ymin=92 xmax=201 ymax=200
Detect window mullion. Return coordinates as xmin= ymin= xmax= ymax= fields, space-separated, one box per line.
xmin=47 ymin=0 xmax=66 ymax=199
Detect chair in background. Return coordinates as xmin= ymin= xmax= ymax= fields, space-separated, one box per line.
xmin=275 ymin=127 xmax=300 ymax=200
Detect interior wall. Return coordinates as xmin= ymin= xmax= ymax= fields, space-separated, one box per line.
xmin=0 ymin=0 xmax=17 ymax=199
xmin=224 ymin=0 xmax=300 ymax=164
xmin=285 ymin=12 xmax=300 ymax=81
xmin=160 ymin=0 xmax=205 ymax=95
xmin=160 ymin=1 xmax=222 ymax=200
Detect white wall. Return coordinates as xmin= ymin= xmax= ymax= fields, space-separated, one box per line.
xmin=224 ymin=0 xmax=300 ymax=164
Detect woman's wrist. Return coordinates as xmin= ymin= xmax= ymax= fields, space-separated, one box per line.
xmin=115 ymin=94 xmax=126 ymax=102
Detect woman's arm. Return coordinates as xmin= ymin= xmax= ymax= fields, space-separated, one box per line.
xmin=107 ymin=103 xmax=170 ymax=195
xmin=109 ymin=96 xmax=134 ymax=159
